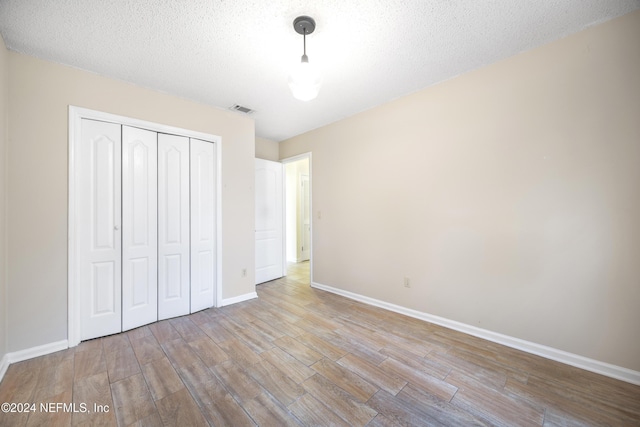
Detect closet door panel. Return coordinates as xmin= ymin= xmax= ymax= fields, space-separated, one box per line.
xmin=190 ymin=139 xmax=216 ymax=311
xmin=122 ymin=126 xmax=158 ymax=331
xmin=158 ymin=133 xmax=190 ymax=319
xmin=79 ymin=119 xmax=122 ymax=340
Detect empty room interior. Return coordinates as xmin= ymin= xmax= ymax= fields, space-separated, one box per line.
xmin=0 ymin=1 xmax=639 ymax=426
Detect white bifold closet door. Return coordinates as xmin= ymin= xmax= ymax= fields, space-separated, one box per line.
xmin=79 ymin=119 xmax=122 ymax=340
xmin=78 ymin=119 xmax=216 ymax=341
xmin=190 ymin=138 xmax=216 ymax=312
xmin=122 ymin=126 xmax=158 ymax=331
xmin=157 ymin=133 xmax=190 ymax=320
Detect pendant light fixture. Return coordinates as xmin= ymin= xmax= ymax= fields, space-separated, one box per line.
xmin=288 ymin=16 xmax=322 ymax=101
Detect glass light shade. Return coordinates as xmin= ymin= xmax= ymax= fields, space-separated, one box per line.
xmin=288 ymin=60 xmax=322 ymax=101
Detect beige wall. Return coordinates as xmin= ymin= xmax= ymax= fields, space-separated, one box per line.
xmin=0 ymin=35 xmax=8 ymax=360
xmin=7 ymin=53 xmax=256 ymax=352
xmin=280 ymin=10 xmax=640 ymax=371
xmin=255 ymin=136 xmax=279 ymax=161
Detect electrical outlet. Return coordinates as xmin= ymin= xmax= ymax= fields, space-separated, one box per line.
xmin=404 ymin=277 xmax=410 ymax=288
xmin=241 ymin=268 xmax=247 ymax=277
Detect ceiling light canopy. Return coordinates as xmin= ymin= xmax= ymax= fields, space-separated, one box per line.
xmin=288 ymin=16 xmax=322 ymax=101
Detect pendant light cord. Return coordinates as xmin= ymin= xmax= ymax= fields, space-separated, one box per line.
xmin=301 ymin=27 xmax=309 ymax=63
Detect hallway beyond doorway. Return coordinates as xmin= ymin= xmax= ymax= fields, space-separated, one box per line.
xmin=286 ymin=261 xmax=310 ymax=285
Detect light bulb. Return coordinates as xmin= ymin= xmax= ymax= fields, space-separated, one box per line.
xmin=288 ymin=58 xmax=322 ymax=101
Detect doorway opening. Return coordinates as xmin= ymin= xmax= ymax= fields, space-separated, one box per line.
xmin=282 ymin=153 xmax=312 ymax=286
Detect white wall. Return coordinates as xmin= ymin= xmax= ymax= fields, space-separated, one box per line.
xmin=280 ymin=10 xmax=640 ymax=372
xmin=0 ymin=34 xmax=8 ymax=364
xmin=7 ymin=53 xmax=256 ymax=353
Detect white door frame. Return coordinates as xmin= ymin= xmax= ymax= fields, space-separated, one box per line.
xmin=281 ymin=152 xmax=313 ymax=284
xmin=68 ymin=106 xmax=222 ymax=347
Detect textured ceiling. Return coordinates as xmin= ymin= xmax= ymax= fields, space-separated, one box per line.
xmin=1 ymin=1 xmax=638 ymax=141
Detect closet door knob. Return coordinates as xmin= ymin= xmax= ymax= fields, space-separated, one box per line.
xmin=114 ymin=225 xmax=120 ymax=231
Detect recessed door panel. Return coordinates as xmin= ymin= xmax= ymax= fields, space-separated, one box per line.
xmin=158 ymin=133 xmax=190 ymax=319
xmin=79 ymin=119 xmax=122 ymax=340
xmin=164 ymin=255 xmax=182 ymax=298
xmin=92 ymin=261 xmax=116 ymax=315
xmin=122 ymin=126 xmax=158 ymax=331
xmin=131 ymin=142 xmax=151 ymax=246
xmin=191 ymin=139 xmax=216 ymax=312
xmin=130 ymin=257 xmax=150 ymax=306
xmin=93 ymin=139 xmax=117 ymax=251
xmin=197 ymin=250 xmax=214 ymax=292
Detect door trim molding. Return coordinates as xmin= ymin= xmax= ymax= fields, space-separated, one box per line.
xmin=281 ymin=152 xmax=313 ymax=284
xmin=68 ymin=106 xmax=222 ymax=347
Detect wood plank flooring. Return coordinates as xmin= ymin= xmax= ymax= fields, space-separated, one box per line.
xmin=1 ymin=261 xmax=639 ymax=426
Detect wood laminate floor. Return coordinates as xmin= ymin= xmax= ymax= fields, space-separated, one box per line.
xmin=1 ymin=261 xmax=639 ymax=426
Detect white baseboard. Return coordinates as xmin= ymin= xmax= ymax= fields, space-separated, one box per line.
xmin=311 ymin=281 xmax=640 ymax=386
xmin=0 ymin=340 xmax=69 ymax=383
xmin=221 ymin=292 xmax=258 ymax=307
xmin=0 ymin=353 xmax=9 ymax=383
xmin=8 ymin=340 xmax=69 ymax=364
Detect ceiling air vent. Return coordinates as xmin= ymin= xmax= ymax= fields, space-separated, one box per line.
xmin=230 ymin=104 xmax=255 ymax=114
